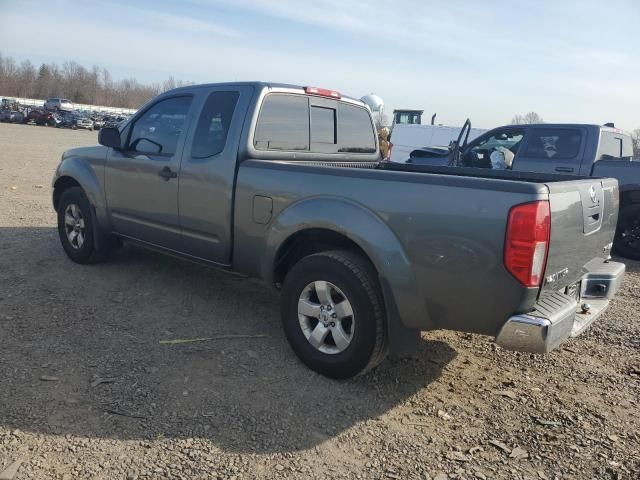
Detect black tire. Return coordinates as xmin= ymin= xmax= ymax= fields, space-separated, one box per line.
xmin=57 ymin=187 xmax=109 ymax=264
xmin=281 ymin=250 xmax=387 ymax=379
xmin=614 ymin=204 xmax=640 ymax=260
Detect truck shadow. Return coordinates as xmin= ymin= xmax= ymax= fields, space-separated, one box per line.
xmin=613 ymin=255 xmax=640 ymax=273
xmin=0 ymin=227 xmax=456 ymax=454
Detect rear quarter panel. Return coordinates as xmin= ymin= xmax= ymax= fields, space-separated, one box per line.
xmin=233 ymin=161 xmax=545 ymax=335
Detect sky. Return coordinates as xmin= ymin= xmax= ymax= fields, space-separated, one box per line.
xmin=1 ymin=0 xmax=639 ymax=130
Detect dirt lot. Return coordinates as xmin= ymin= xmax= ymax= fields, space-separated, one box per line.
xmin=0 ymin=122 xmax=638 ymax=480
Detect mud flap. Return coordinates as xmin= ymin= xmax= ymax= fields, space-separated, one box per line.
xmin=380 ymin=277 xmax=421 ymax=359
xmin=90 ymin=204 xmax=103 ymax=251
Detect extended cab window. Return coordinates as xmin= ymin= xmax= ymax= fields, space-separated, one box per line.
xmin=311 ymin=106 xmax=336 ymax=144
xmin=338 ymin=104 xmax=376 ymax=153
xmin=521 ymin=129 xmax=582 ymax=160
xmin=128 ymin=96 xmax=192 ymax=156
xmin=254 ymin=94 xmax=309 ymax=151
xmin=191 ymin=91 xmax=239 ymax=159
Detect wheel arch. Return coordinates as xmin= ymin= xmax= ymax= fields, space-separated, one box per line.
xmin=273 ymin=228 xmax=372 ymax=286
xmin=52 ymin=155 xmax=108 ymax=223
xmin=52 ymin=176 xmax=81 ymax=212
xmin=263 ymin=197 xmax=431 ymax=330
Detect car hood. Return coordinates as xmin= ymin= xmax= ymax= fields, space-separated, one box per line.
xmin=61 ymin=145 xmax=104 ymax=161
xmin=410 ymin=146 xmax=451 ymax=157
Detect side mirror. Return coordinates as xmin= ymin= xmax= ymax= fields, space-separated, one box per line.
xmin=98 ymin=127 xmax=122 ymax=149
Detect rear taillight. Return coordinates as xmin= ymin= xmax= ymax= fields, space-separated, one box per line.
xmin=504 ymin=201 xmax=550 ymax=287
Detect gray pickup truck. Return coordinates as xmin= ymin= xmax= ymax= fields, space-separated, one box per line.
xmin=407 ymin=123 xmax=640 ymax=259
xmin=52 ymin=82 xmax=625 ymax=378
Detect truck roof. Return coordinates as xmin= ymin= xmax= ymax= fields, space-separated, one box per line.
xmin=508 ymin=123 xmax=631 ymax=136
xmin=164 ymin=81 xmax=366 ymax=107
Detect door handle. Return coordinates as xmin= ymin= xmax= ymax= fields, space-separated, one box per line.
xmin=555 ymin=166 xmax=574 ymax=173
xmin=158 ymin=166 xmax=177 ymax=180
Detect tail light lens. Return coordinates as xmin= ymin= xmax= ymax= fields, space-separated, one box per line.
xmin=504 ymin=201 xmax=551 ymax=287
xmin=304 ymin=86 xmax=341 ymax=99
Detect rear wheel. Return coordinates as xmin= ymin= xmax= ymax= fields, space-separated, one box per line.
xmin=614 ymin=204 xmax=640 ymax=260
xmin=281 ymin=250 xmax=387 ymax=379
xmin=57 ymin=187 xmax=110 ymax=264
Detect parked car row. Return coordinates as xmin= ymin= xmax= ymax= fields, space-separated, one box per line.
xmin=0 ymin=103 xmax=133 ymax=131
xmin=0 ymin=109 xmax=25 ymax=123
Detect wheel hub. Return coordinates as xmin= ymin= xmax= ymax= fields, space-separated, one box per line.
xmin=63 ymin=203 xmax=86 ymax=250
xmin=297 ymin=281 xmax=355 ymax=355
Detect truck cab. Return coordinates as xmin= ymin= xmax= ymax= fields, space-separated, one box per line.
xmin=461 ymin=124 xmax=633 ymax=175
xmin=392 ymin=109 xmax=423 ymax=125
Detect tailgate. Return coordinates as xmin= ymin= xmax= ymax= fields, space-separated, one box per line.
xmin=541 ymin=177 xmax=619 ymax=293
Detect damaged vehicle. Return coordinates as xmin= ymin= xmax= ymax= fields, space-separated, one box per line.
xmin=52 ymin=82 xmax=625 ymax=378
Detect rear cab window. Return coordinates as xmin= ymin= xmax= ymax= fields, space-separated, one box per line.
xmin=520 ymin=128 xmax=583 ymax=160
xmin=253 ymin=92 xmax=376 ymax=157
xmin=338 ymin=104 xmax=376 ymax=153
xmin=254 ymin=95 xmax=309 ymax=151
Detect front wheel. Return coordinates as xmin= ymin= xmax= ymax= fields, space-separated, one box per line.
xmin=57 ymin=187 xmax=109 ymax=264
xmin=280 ymin=250 xmax=387 ymax=379
xmin=614 ymin=204 xmax=640 ymax=260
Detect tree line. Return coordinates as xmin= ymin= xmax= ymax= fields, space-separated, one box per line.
xmin=510 ymin=112 xmax=544 ymax=125
xmin=0 ymin=52 xmax=190 ymax=109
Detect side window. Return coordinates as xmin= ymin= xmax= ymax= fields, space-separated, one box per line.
xmin=191 ymin=91 xmax=240 ymax=159
xmin=597 ymin=131 xmax=633 ymax=160
xmin=521 ymin=128 xmax=582 ymax=160
xmin=128 ymin=96 xmax=192 ymax=156
xmin=254 ymin=94 xmax=309 ymax=151
xmin=338 ymin=104 xmax=376 ymax=153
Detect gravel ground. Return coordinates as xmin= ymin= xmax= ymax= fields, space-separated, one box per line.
xmin=0 ymin=122 xmax=638 ymax=480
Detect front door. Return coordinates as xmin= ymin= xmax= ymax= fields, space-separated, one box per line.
xmin=105 ymin=95 xmax=193 ymax=250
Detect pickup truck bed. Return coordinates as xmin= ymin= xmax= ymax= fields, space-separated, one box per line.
xmin=406 ymin=123 xmax=640 ymax=260
xmin=236 ymin=159 xmax=622 ymax=339
xmin=52 ymin=82 xmax=625 ymax=378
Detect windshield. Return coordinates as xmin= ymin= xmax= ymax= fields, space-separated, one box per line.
xmin=463 ymin=129 xmax=525 ymax=168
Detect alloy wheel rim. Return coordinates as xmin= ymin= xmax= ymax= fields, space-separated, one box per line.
xmin=621 ymin=218 xmax=640 ymax=248
xmin=298 ymin=281 xmax=355 ymax=355
xmin=64 ymin=203 xmax=86 ymax=250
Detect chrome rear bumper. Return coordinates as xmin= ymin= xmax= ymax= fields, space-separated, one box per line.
xmin=496 ymin=261 xmax=625 ymax=353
